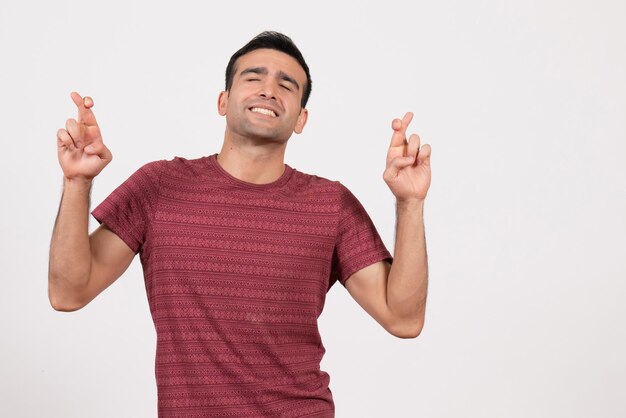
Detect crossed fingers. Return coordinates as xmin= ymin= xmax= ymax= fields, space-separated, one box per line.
xmin=58 ymin=92 xmax=100 ymax=150
xmin=390 ymin=111 xmax=421 ymax=162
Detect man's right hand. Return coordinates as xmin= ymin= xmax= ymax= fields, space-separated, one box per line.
xmin=50 ymin=92 xmax=135 ymax=312
xmin=57 ymin=92 xmax=112 ymax=182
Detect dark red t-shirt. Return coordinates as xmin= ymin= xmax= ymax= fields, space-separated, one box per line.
xmin=92 ymin=153 xmax=393 ymax=417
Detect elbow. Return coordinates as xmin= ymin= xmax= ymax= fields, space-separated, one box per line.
xmin=48 ymin=274 xmax=87 ymax=312
xmin=403 ymin=324 xmax=424 ymax=339
xmin=389 ymin=316 xmax=425 ymax=339
xmin=50 ymin=299 xmax=84 ymax=312
xmin=49 ymin=295 xmax=85 ymax=312
xmin=393 ymin=326 xmax=423 ymax=339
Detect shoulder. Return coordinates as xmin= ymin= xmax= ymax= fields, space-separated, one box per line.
xmin=125 ymin=156 xmax=202 ymax=190
xmin=292 ymin=167 xmax=355 ymax=196
xmin=286 ymin=167 xmax=365 ymax=209
xmin=289 ymin=166 xmax=343 ymax=195
xmin=137 ymin=155 xmax=208 ymax=178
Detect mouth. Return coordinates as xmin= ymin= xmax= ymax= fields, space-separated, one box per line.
xmin=248 ymin=106 xmax=279 ymax=118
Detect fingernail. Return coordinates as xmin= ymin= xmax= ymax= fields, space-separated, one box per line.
xmin=85 ymin=145 xmax=94 ymax=152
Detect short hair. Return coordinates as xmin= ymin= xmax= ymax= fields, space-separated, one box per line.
xmin=225 ymin=31 xmax=312 ymax=108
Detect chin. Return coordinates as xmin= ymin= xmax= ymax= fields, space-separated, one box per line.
xmin=256 ymin=134 xmax=288 ymax=143
xmin=240 ymin=126 xmax=288 ymax=142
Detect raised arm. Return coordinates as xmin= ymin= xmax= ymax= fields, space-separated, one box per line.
xmin=343 ymin=113 xmax=432 ymax=338
xmin=48 ymin=92 xmax=134 ymax=312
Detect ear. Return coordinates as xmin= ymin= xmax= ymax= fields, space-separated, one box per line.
xmin=294 ymin=108 xmax=308 ymax=134
xmin=217 ymin=91 xmax=228 ymax=116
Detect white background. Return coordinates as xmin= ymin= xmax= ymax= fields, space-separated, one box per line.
xmin=1 ymin=0 xmax=625 ymax=417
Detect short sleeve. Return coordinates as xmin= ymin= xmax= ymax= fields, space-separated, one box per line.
xmin=329 ymin=182 xmax=394 ymax=288
xmin=91 ymin=160 xmax=164 ymax=254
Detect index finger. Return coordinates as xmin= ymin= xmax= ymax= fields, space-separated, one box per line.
xmin=70 ymin=91 xmax=98 ymax=126
xmin=392 ymin=112 xmax=414 ymax=132
xmin=389 ymin=112 xmax=414 ymax=146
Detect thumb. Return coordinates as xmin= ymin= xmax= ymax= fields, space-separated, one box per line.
xmin=385 ymin=155 xmax=415 ymax=178
xmin=84 ymin=141 xmax=113 ymax=161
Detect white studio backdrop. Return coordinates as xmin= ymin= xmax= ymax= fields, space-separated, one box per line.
xmin=1 ymin=0 xmax=625 ymax=417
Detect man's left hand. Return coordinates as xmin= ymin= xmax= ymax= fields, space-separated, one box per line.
xmin=383 ymin=112 xmax=432 ymax=202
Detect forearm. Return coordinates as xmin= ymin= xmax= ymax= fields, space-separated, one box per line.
xmin=48 ymin=177 xmax=93 ymax=309
xmin=386 ymin=199 xmax=429 ymax=331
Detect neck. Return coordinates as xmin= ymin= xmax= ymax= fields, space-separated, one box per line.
xmin=216 ymin=138 xmax=287 ymax=185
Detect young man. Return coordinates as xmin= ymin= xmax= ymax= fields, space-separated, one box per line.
xmin=49 ymin=31 xmax=431 ymax=417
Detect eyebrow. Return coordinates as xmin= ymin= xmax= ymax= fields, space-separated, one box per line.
xmin=239 ymin=67 xmax=300 ymax=91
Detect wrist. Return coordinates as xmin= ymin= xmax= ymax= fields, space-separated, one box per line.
xmin=63 ymin=176 xmax=93 ymax=190
xmin=396 ymin=198 xmax=425 ymax=210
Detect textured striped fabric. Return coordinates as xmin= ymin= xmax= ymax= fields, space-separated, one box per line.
xmin=91 ymin=153 xmax=393 ymax=417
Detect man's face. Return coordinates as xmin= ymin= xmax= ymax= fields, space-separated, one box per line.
xmin=218 ymin=48 xmax=308 ymax=144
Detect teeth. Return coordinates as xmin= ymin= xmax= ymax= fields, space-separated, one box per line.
xmin=250 ymin=107 xmax=277 ymax=117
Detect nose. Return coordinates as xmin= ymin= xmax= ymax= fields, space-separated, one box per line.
xmin=259 ymin=78 xmax=278 ymax=100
